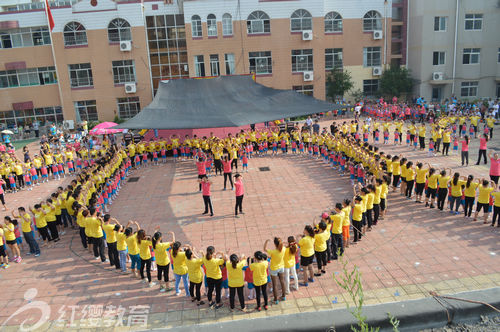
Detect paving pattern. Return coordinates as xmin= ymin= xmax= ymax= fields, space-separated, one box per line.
xmin=0 ymin=123 xmax=498 ymax=331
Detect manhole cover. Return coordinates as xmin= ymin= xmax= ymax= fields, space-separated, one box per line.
xmin=128 ymin=177 xmax=140 ymax=182
xmin=259 ymin=167 xmax=270 ymax=172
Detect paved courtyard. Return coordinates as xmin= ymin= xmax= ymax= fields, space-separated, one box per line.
xmin=0 ymin=125 xmax=498 ymax=331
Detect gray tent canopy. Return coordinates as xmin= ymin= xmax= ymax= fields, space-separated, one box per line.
xmin=114 ymin=75 xmax=345 ymax=130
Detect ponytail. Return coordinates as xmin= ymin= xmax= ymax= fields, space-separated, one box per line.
xmin=206 ymin=246 xmax=215 ymax=260
xmin=452 ymin=172 xmax=459 ymax=186
xmin=172 ymin=241 xmax=181 ymax=258
xmin=288 ymin=236 xmax=297 ymax=255
xmin=230 ymin=254 xmax=238 ymax=269
xmin=274 ymin=237 xmax=283 ymax=251
xmin=152 ymin=231 xmax=161 ymax=249
xmin=466 ymin=175 xmax=473 ymax=188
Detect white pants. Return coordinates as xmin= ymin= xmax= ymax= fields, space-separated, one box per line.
xmin=284 ymin=267 xmax=299 ymax=293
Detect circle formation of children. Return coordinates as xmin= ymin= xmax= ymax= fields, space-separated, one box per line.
xmin=0 ymin=109 xmax=498 ymax=313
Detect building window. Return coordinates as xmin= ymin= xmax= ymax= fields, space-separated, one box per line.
xmin=108 ymin=18 xmax=131 ymax=42
xmin=324 ymin=12 xmax=342 ymax=33
xmin=0 ymin=26 xmax=50 ymax=48
xmin=465 ymin=13 xmax=482 ymax=30
xmin=117 ymin=97 xmax=140 ymax=119
xmin=434 ymin=16 xmax=447 ymax=31
xmin=222 ymin=13 xmax=233 ymax=36
xmin=74 ymin=100 xmax=98 ymax=121
xmin=247 ymin=11 xmax=270 ymax=34
xmin=194 ymin=55 xmax=205 ymax=77
xmin=460 ymin=81 xmax=478 ymax=97
xmin=63 ymin=21 xmax=87 ymax=46
xmin=146 ymin=14 xmax=189 ymax=92
xmin=431 ymin=87 xmax=442 ymax=102
xmin=363 ymin=47 xmax=381 ymax=67
xmin=432 ymin=51 xmax=445 ymax=65
xmin=363 ymin=79 xmax=379 ymax=96
xmin=292 ymin=85 xmax=314 ymax=97
xmin=462 ymin=48 xmax=480 ymax=64
xmin=291 ymin=49 xmax=313 ymax=72
xmin=210 ymin=54 xmax=220 ymax=76
xmin=497 ymin=48 xmax=500 ymax=63
xmin=68 ymin=63 xmax=93 ymax=88
xmin=291 ymin=9 xmax=312 ymax=32
xmin=249 ymin=51 xmax=272 ymax=74
xmin=112 ymin=60 xmax=136 ymax=84
xmin=0 ymin=66 xmax=56 ymax=89
xmin=363 ymin=10 xmax=382 ymax=31
xmin=497 ymin=83 xmax=500 ymax=98
xmin=225 ymin=53 xmax=235 ymax=75
xmin=325 ymin=48 xmax=343 ymax=70
xmin=191 ymin=15 xmax=202 ymax=37
xmin=0 ymin=106 xmax=63 ymax=128
xmin=207 ymin=14 xmax=217 ymax=37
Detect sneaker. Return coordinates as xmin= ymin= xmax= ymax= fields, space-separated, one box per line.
xmin=215 ymin=303 xmax=223 ymax=309
xmin=308 ymin=278 xmax=315 ymax=283
xmin=299 ymin=282 xmax=309 ymax=287
xmin=3 ymin=264 xmax=9 ymax=269
xmin=175 ymin=292 xmax=181 ymax=296
xmin=34 ymin=253 xmax=40 ymax=257
xmin=264 ymin=305 xmax=268 ymax=310
xmin=149 ymin=282 xmax=156 ymax=288
xmin=430 ymin=205 xmax=435 ymax=209
xmin=209 ymin=301 xmax=216 ymax=308
xmin=314 ymin=273 xmax=322 ymax=277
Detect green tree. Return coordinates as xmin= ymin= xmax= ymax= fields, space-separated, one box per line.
xmin=379 ymin=65 xmax=414 ymax=98
xmin=326 ymin=69 xmax=354 ymax=100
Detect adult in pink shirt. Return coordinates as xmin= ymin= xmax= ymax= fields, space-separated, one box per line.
xmin=222 ymin=156 xmax=233 ymax=190
xmin=489 ymin=151 xmax=500 ymax=184
xmin=196 ymin=158 xmax=206 ymax=191
xmin=198 ymin=175 xmax=213 ymax=216
xmin=234 ymin=174 xmax=244 ymax=217
xmin=475 ymin=134 xmax=488 ymax=165
xmin=461 ymin=136 xmax=469 ymax=166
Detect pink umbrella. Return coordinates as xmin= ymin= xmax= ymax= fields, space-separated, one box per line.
xmin=89 ymin=122 xmax=124 ymax=135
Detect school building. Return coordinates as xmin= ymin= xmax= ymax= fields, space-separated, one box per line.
xmin=0 ymin=0 xmax=406 ymax=128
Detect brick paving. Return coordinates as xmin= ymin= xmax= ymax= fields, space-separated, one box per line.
xmin=0 ymin=123 xmax=498 ymax=330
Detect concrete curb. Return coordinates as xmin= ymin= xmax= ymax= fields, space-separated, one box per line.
xmin=161 ymin=287 xmax=500 ymax=332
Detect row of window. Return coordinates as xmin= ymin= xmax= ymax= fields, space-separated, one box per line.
xmin=75 ymin=97 xmax=140 ymax=121
xmin=432 ymin=48 xmax=500 ymax=66
xmin=193 ymin=47 xmax=379 ymax=76
xmin=433 ymin=13 xmax=484 ymax=32
xmin=190 ymin=10 xmax=381 ymax=37
xmin=69 ymin=60 xmax=136 ymax=88
xmin=0 ymin=67 xmax=57 ymax=89
xmin=0 ymin=26 xmax=51 ymax=49
xmin=63 ymin=18 xmax=131 ymax=47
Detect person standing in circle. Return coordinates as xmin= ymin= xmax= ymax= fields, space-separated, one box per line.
xmin=222 ymin=156 xmax=234 ymax=190
xmin=198 ymin=175 xmax=213 ymax=216
xmin=475 ymin=134 xmax=488 ymax=165
xmin=196 ymin=157 xmax=207 ymax=192
xmin=234 ymin=174 xmax=244 ymax=218
xmin=488 ymin=152 xmax=500 ymax=185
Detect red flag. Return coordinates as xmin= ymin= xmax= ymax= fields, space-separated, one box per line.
xmin=45 ymin=0 xmax=54 ymax=31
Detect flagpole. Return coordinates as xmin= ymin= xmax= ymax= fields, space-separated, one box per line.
xmin=44 ymin=0 xmax=66 ymax=127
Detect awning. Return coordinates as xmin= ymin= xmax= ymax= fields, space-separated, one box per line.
xmin=114 ymin=75 xmax=346 ymax=130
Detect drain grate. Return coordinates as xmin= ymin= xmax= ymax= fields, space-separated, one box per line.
xmin=128 ymin=177 xmax=140 ymax=182
xmin=258 ymin=167 xmax=271 ymax=172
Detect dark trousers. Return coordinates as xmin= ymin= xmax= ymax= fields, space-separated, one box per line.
xmin=79 ymin=226 xmax=87 ymax=248
xmin=437 ymin=188 xmax=448 ymax=210
xmin=23 ymin=231 xmax=40 ymax=255
xmin=366 ymin=209 xmax=373 ymax=228
xmin=140 ymin=258 xmax=152 ymax=282
xmin=373 ymin=204 xmax=380 ymax=225
xmin=477 ymin=149 xmax=487 ymax=164
xmin=206 ymin=277 xmax=222 ymax=304
xmin=464 ymin=197 xmax=474 ymax=217
xmin=47 ymin=221 xmax=59 ymax=241
xmin=353 ymin=220 xmax=362 ymax=242
xmin=435 ymin=138 xmax=441 ymax=152
xmin=449 ymin=196 xmax=461 ymax=212
xmin=461 ymin=151 xmax=469 ymax=165
xmin=190 ymin=281 xmax=201 ymax=301
xmin=231 ymin=159 xmax=238 ymax=171
xmin=315 ymin=250 xmax=327 ymax=270
xmin=442 ymin=143 xmax=450 ymax=155
xmin=107 ymin=242 xmax=120 ymax=269
xmin=235 ymin=195 xmax=243 ymax=215
xmin=203 ymin=195 xmax=213 ymax=214
xmin=331 ymin=233 xmax=344 ymax=259
xmin=406 ymin=180 xmax=415 ymax=198
xmin=61 ymin=209 xmax=71 ymax=227
xmin=38 ymin=226 xmax=51 ymax=242
xmin=16 ymin=174 xmax=24 ymax=187
xmin=255 ymin=283 xmax=268 ymax=307
xmin=93 ymin=237 xmax=106 ymax=262
xmin=326 ymin=237 xmax=332 ymax=261
xmin=492 ymin=206 xmax=500 ymax=226
xmin=224 ymin=172 xmax=233 ymax=189
xmin=157 ymin=264 xmax=170 ymax=282
xmin=419 ymin=136 xmax=425 ymax=149
xmin=229 ymin=286 xmax=245 ymax=309
xmin=214 ymin=160 xmax=222 ymax=175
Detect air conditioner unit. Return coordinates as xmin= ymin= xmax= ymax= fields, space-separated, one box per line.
xmin=63 ymin=120 xmax=74 ymax=130
xmin=372 ymin=66 xmax=382 ymax=76
xmin=125 ymin=83 xmax=136 ymax=93
xmin=373 ymin=30 xmax=383 ymax=40
xmin=120 ymin=41 xmax=132 ymax=51
xmin=302 ymin=30 xmax=313 ymax=41
xmin=432 ymin=72 xmax=444 ymax=80
xmin=303 ymin=71 xmax=314 ymax=81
